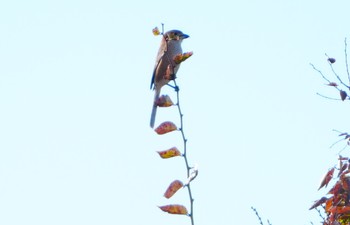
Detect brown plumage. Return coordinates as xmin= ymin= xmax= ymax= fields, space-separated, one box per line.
xmin=150 ymin=30 xmax=189 ymax=128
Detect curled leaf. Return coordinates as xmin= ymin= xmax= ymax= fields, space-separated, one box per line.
xmin=185 ymin=164 xmax=199 ymax=185
xmin=159 ymin=204 xmax=188 ymax=215
xmin=328 ymin=58 xmax=336 ymax=64
xmin=157 ymin=147 xmax=181 ymax=159
xmin=154 ymin=121 xmax=177 ymax=135
xmin=327 ymin=82 xmax=338 ymax=87
xmin=318 ymin=167 xmax=335 ymax=190
xmin=309 ymin=196 xmax=328 ymax=210
xmin=156 ymin=95 xmax=174 ymax=107
xmin=340 ymin=90 xmax=347 ymax=101
xmin=173 ymin=52 xmax=193 ymax=64
xmin=164 ymin=64 xmax=175 ymax=81
xmin=164 ymin=180 xmax=183 ymax=199
xmin=152 ymin=27 xmax=160 ymax=36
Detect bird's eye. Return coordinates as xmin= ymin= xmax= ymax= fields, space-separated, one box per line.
xmin=174 ymin=32 xmax=178 ymax=36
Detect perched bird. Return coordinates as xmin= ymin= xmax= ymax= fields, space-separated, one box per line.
xmin=150 ymin=30 xmax=189 ymax=128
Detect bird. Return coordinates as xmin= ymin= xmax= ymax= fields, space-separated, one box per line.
xmin=150 ymin=29 xmax=189 ymax=128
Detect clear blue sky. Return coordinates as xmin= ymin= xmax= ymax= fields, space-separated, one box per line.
xmin=1 ymin=1 xmax=350 ymax=225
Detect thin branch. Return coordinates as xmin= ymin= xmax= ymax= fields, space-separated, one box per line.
xmin=326 ymin=53 xmax=350 ymax=89
xmin=173 ymin=79 xmax=195 ymax=225
xmin=310 ymin=63 xmax=340 ymax=91
xmin=316 ymin=92 xmax=342 ymax=100
xmin=251 ymin=207 xmax=264 ymax=225
xmin=315 ymin=207 xmax=326 ymax=222
xmin=345 ymin=38 xmax=350 ymax=84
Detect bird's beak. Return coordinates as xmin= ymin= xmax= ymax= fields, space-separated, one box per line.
xmin=181 ymin=33 xmax=190 ymax=39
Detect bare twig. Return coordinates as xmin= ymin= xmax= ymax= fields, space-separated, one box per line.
xmin=326 ymin=53 xmax=350 ymax=89
xmin=310 ymin=63 xmax=340 ymax=91
xmin=316 ymin=92 xmax=341 ymax=100
xmin=344 ymin=38 xmax=350 ymax=84
xmin=251 ymin=207 xmax=264 ymax=225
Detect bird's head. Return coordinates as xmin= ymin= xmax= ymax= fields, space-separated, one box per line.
xmin=164 ymin=30 xmax=189 ymax=41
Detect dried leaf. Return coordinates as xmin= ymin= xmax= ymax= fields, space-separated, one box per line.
xmin=340 ymin=90 xmax=347 ymax=101
xmin=325 ymin=196 xmax=334 ymax=212
xmin=173 ymin=52 xmax=193 ymax=64
xmin=159 ymin=204 xmax=188 ymax=215
xmin=338 ymin=163 xmax=348 ymax=177
xmin=154 ymin=121 xmax=177 ymax=135
xmin=185 ymin=164 xmax=199 ymax=185
xmin=309 ymin=196 xmax=328 ymax=210
xmin=327 ymin=181 xmax=342 ymax=195
xmin=157 ymin=147 xmax=181 ymax=159
xmin=328 ymin=58 xmax=336 ymax=64
xmin=318 ymin=168 xmax=335 ymax=190
xmin=152 ymin=27 xmax=160 ymax=36
xmin=327 ymin=82 xmax=338 ymax=87
xmin=156 ymin=95 xmax=174 ymax=107
xmin=164 ymin=180 xmax=183 ymax=199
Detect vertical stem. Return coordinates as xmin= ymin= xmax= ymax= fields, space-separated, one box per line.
xmin=173 ymin=80 xmax=194 ymax=225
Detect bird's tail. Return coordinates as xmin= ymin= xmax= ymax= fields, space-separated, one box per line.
xmin=150 ymin=88 xmax=160 ymax=128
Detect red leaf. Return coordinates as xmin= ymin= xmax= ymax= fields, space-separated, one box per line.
xmin=164 ymin=180 xmax=183 ymax=199
xmin=309 ymin=196 xmax=328 ymax=210
xmin=318 ymin=168 xmax=335 ymax=190
xmin=154 ymin=121 xmax=177 ymax=135
xmin=159 ymin=204 xmax=188 ymax=215
xmin=157 ymin=147 xmax=181 ymax=159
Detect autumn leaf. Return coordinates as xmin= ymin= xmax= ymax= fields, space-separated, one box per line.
xmin=173 ymin=52 xmax=193 ymax=64
xmin=338 ymin=163 xmax=348 ymax=177
xmin=327 ymin=181 xmax=342 ymax=195
xmin=325 ymin=197 xmax=334 ymax=212
xmin=309 ymin=196 xmax=328 ymax=210
xmin=164 ymin=64 xmax=175 ymax=81
xmin=152 ymin=27 xmax=160 ymax=36
xmin=156 ymin=95 xmax=174 ymax=107
xmin=154 ymin=121 xmax=177 ymax=135
xmin=159 ymin=204 xmax=188 ymax=215
xmin=341 ymin=175 xmax=350 ymax=191
xmin=340 ymin=90 xmax=347 ymax=101
xmin=329 ymin=206 xmax=350 ymax=214
xmin=328 ymin=58 xmax=336 ymax=64
xmin=164 ymin=180 xmax=183 ymax=199
xmin=157 ymin=147 xmax=181 ymax=159
xmin=327 ymin=82 xmax=338 ymax=87
xmin=318 ymin=168 xmax=335 ymax=190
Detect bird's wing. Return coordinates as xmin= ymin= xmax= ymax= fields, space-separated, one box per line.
xmin=150 ymin=40 xmax=167 ymax=90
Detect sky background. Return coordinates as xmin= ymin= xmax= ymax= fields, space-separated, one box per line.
xmin=1 ymin=1 xmax=350 ymax=225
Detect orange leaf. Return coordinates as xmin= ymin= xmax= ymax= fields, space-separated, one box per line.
xmin=159 ymin=204 xmax=188 ymax=215
xmin=309 ymin=196 xmax=328 ymax=210
xmin=325 ymin=197 xmax=334 ymax=212
xmin=318 ymin=168 xmax=335 ymax=190
xmin=173 ymin=52 xmax=193 ymax=64
xmin=164 ymin=180 xmax=183 ymax=199
xmin=157 ymin=147 xmax=181 ymax=159
xmin=154 ymin=121 xmax=177 ymax=135
xmin=152 ymin=27 xmax=160 ymax=36
xmin=156 ymin=95 xmax=174 ymax=107
xmin=329 ymin=206 xmax=350 ymax=214
xmin=164 ymin=65 xmax=175 ymax=81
